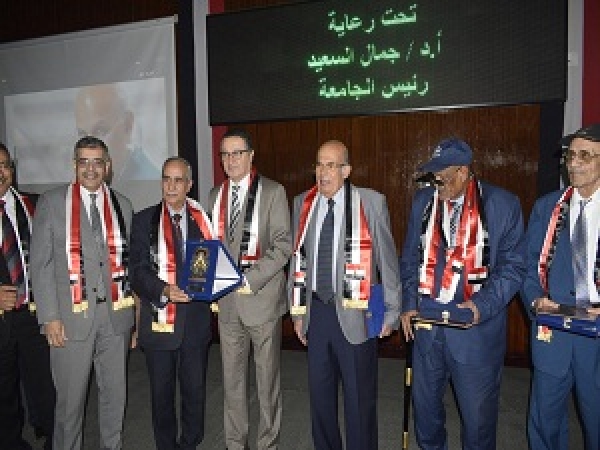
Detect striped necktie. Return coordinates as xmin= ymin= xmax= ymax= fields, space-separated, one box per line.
xmin=316 ymin=198 xmax=335 ymax=303
xmin=572 ymin=198 xmax=590 ymax=307
xmin=448 ymin=200 xmax=461 ymax=247
xmin=0 ymin=199 xmax=26 ymax=307
xmin=229 ymin=183 xmax=241 ymax=238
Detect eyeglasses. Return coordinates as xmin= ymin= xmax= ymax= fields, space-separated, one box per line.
xmin=76 ymin=158 xmax=107 ymax=168
xmin=220 ymin=149 xmax=251 ymax=160
xmin=0 ymin=161 xmax=12 ymax=170
xmin=314 ymin=162 xmax=347 ymax=171
xmin=564 ymin=150 xmax=600 ymax=164
xmin=434 ymin=167 xmax=461 ymax=186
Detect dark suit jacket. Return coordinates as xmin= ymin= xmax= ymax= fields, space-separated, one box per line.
xmin=401 ymin=181 xmax=525 ymax=366
xmin=0 ymin=190 xmax=37 ymax=345
xmin=130 ymin=203 xmax=211 ymax=350
xmin=521 ymin=189 xmax=600 ymax=385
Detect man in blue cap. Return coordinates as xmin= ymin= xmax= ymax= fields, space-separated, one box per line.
xmin=400 ymin=138 xmax=526 ymax=449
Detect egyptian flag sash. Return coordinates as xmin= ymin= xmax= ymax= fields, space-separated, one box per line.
xmin=290 ymin=186 xmax=319 ymax=315
xmin=66 ymin=183 xmax=132 ymax=314
xmin=150 ymin=199 xmax=214 ymax=333
xmin=342 ymin=181 xmax=372 ymax=309
xmin=290 ymin=183 xmax=373 ymax=315
xmin=418 ymin=178 xmax=489 ymax=303
xmin=538 ymin=187 xmax=600 ymax=295
xmin=1 ymin=188 xmax=35 ymax=314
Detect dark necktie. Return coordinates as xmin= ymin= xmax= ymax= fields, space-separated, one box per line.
xmin=448 ymin=200 xmax=461 ymax=247
xmin=572 ymin=198 xmax=590 ymax=307
xmin=229 ymin=184 xmax=241 ymax=238
xmin=172 ymin=213 xmax=184 ymax=267
xmin=89 ymin=193 xmax=104 ymax=247
xmin=316 ymin=198 xmax=335 ymax=303
xmin=0 ymin=200 xmax=26 ymax=307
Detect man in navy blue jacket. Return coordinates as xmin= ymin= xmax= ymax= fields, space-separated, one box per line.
xmin=521 ymin=124 xmax=600 ymax=450
xmin=401 ymin=138 xmax=525 ymax=450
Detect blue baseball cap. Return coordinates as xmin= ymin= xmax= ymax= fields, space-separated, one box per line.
xmin=418 ymin=138 xmax=473 ymax=173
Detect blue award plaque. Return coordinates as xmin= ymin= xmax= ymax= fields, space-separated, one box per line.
xmin=367 ymin=284 xmax=385 ymax=339
xmin=413 ymin=297 xmax=474 ymax=329
xmin=536 ymin=304 xmax=600 ymax=338
xmin=181 ymin=239 xmax=243 ymax=302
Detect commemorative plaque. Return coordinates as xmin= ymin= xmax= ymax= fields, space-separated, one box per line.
xmin=536 ymin=303 xmax=600 ymax=338
xmin=412 ymin=297 xmax=474 ymax=330
xmin=181 ymin=239 xmax=243 ymax=302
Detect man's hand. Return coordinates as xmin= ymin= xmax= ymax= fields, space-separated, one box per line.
xmin=379 ymin=324 xmax=393 ymax=339
xmin=294 ymin=318 xmax=307 ymax=346
xmin=0 ymin=284 xmax=17 ymax=311
xmin=400 ymin=310 xmax=418 ymax=341
xmin=531 ymin=296 xmax=558 ymax=313
xmin=45 ymin=320 xmax=67 ymax=347
xmin=162 ymin=285 xmax=190 ymax=303
xmin=457 ymin=300 xmax=481 ymax=324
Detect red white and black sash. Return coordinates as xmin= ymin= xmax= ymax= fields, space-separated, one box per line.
xmin=151 ymin=198 xmax=214 ymax=333
xmin=290 ymin=182 xmax=372 ymax=315
xmin=418 ymin=177 xmax=489 ymax=303
xmin=66 ymin=183 xmax=132 ymax=314
xmin=537 ymin=186 xmax=600 ymax=294
xmin=212 ymin=168 xmax=262 ymax=269
xmin=6 ymin=188 xmax=35 ymax=312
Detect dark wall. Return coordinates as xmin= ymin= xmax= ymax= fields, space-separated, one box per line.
xmin=0 ymin=0 xmax=545 ymax=365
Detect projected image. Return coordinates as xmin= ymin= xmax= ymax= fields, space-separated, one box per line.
xmin=5 ymin=78 xmax=167 ymax=188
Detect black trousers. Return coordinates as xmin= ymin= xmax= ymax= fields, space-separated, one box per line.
xmin=0 ymin=307 xmax=55 ymax=450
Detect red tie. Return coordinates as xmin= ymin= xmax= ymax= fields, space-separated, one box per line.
xmin=0 ymin=200 xmax=26 ymax=308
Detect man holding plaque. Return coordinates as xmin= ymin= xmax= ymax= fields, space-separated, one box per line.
xmin=209 ymin=129 xmax=292 ymax=450
xmin=521 ymin=124 xmax=600 ymax=450
xmin=289 ymin=140 xmax=400 ymax=450
xmin=400 ymin=138 xmax=525 ymax=450
xmin=31 ymin=136 xmax=134 ymax=450
xmin=130 ymin=157 xmax=215 ymax=450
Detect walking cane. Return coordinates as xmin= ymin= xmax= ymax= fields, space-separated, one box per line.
xmin=402 ymin=337 xmax=414 ymax=449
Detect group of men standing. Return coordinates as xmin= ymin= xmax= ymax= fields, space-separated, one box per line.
xmin=1 ymin=123 xmax=599 ymax=450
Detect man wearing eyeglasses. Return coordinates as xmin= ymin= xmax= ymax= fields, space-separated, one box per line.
xmin=521 ymin=124 xmax=600 ymax=450
xmin=0 ymin=143 xmax=55 ymax=450
xmin=289 ymin=140 xmax=400 ymax=450
xmin=208 ymin=128 xmax=292 ymax=450
xmin=400 ymin=138 xmax=525 ymax=450
xmin=75 ymin=83 xmax=161 ymax=185
xmin=30 ymin=136 xmax=134 ymax=450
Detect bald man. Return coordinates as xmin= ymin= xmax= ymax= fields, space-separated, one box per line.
xmin=75 ymin=83 xmax=160 ymax=184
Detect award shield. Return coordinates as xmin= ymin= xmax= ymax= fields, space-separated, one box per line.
xmin=536 ymin=304 xmax=600 ymax=338
xmin=412 ymin=297 xmax=474 ymax=330
xmin=181 ymin=239 xmax=243 ymax=302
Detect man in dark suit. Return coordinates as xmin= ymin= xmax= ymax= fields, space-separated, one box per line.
xmin=130 ymin=157 xmax=214 ymax=450
xmin=209 ymin=129 xmax=292 ymax=450
xmin=0 ymin=142 xmax=54 ymax=450
xmin=290 ymin=140 xmax=401 ymax=450
xmin=400 ymin=138 xmax=525 ymax=450
xmin=31 ymin=136 xmax=134 ymax=450
xmin=522 ymin=124 xmax=600 ymax=450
